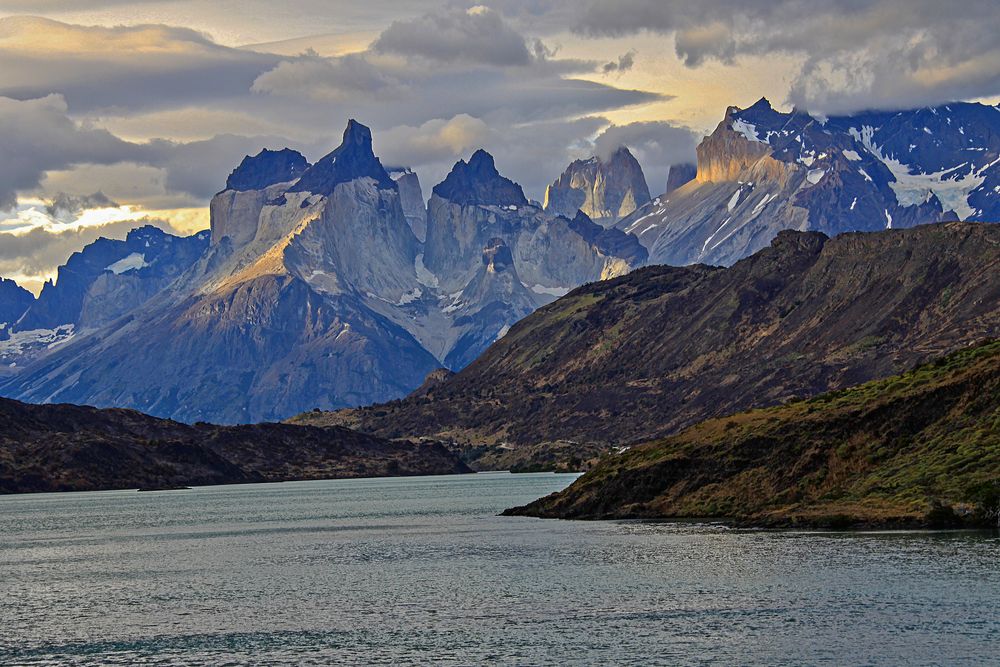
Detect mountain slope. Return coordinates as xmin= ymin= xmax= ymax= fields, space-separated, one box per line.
xmin=0 ymin=122 xmax=439 ymax=422
xmin=0 ymin=397 xmax=469 ymax=494
xmin=619 ymin=99 xmax=999 ymax=266
xmin=307 ymin=222 xmax=1000 ymax=468
xmin=506 ymin=340 xmax=1000 ymax=528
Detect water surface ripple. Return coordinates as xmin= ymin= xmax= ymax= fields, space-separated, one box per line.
xmin=1 ymin=472 xmax=997 ymax=665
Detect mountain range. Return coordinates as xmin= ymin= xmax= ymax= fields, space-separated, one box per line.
xmin=620 ymin=99 xmax=1000 ymax=266
xmin=1 ymin=100 xmax=998 ymax=428
xmin=309 ymin=222 xmax=1000 ymax=470
xmin=0 ymin=121 xmax=645 ymax=422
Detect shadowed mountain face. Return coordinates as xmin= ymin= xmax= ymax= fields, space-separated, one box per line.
xmin=0 ymin=226 xmax=209 ymax=372
xmin=225 ymin=148 xmax=309 ymax=192
xmin=619 ymin=99 xmax=1000 ymax=267
xmin=290 ymin=119 xmax=396 ymax=194
xmin=308 ymin=222 xmax=1000 ymax=469
xmin=432 ymin=149 xmax=527 ymax=207
xmin=506 ymin=340 xmax=1000 ymax=529
xmin=15 ymin=226 xmax=209 ymax=333
xmin=0 ymin=279 xmax=33 ymax=327
xmin=0 ymin=396 xmax=470 ymax=494
xmin=544 ymin=146 xmax=651 ymax=227
xmin=0 ymin=121 xmax=647 ymax=424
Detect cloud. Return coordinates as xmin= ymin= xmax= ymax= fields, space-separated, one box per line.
xmin=45 ymin=191 xmax=118 ymax=217
xmin=251 ymin=52 xmax=403 ymax=101
xmin=0 ymin=94 xmax=139 ymax=210
xmin=571 ymin=0 xmax=1000 ymax=113
xmin=372 ymin=6 xmax=534 ymax=67
xmin=0 ymin=16 xmax=281 ymax=115
xmin=602 ymin=50 xmax=636 ymax=74
xmin=378 ymin=114 xmax=492 ymax=166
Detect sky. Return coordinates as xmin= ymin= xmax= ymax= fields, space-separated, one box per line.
xmin=1 ymin=0 xmax=999 ymax=293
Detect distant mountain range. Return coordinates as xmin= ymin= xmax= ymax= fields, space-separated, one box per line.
xmin=543 ymin=146 xmax=651 ymax=227
xmin=620 ymin=99 xmax=1000 ymax=266
xmin=312 ymin=222 xmax=1000 ymax=470
xmin=0 ymin=100 xmax=998 ymax=426
xmin=0 ymin=121 xmax=644 ymax=422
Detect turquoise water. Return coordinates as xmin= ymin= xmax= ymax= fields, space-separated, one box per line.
xmin=1 ymin=472 xmax=998 ymax=666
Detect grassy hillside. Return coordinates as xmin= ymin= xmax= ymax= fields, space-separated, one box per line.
xmin=506 ymin=340 xmax=1000 ymax=528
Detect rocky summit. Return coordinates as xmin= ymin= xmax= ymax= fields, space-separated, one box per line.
xmin=0 ymin=120 xmax=647 ymax=424
xmin=544 ymin=146 xmax=651 ymax=226
xmin=619 ymin=99 xmax=999 ymax=266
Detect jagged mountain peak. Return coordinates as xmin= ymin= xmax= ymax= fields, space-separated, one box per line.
xmin=225 ymin=148 xmax=309 ymax=192
xmin=290 ymin=119 xmax=395 ymax=196
xmin=544 ymin=145 xmax=651 ymax=225
xmin=432 ymin=150 xmax=527 ymax=207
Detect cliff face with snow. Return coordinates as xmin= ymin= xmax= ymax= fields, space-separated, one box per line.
xmin=544 ymin=147 xmax=651 ymax=227
xmin=0 ymin=122 xmax=647 ymax=423
xmin=618 ymin=99 xmax=998 ymax=266
xmin=0 ymin=226 xmax=208 ymax=370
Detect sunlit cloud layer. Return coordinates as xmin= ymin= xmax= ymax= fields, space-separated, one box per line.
xmin=0 ymin=0 xmax=998 ymax=286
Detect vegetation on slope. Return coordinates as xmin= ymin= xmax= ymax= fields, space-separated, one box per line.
xmin=0 ymin=398 xmax=469 ymax=494
xmin=506 ymin=340 xmax=1000 ymax=528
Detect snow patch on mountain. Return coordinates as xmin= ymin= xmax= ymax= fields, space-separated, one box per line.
xmin=731 ymin=118 xmax=762 ymax=143
xmin=106 ymin=253 xmax=149 ymax=275
xmin=849 ymin=124 xmax=987 ymax=220
xmin=528 ymin=284 xmax=571 ymax=297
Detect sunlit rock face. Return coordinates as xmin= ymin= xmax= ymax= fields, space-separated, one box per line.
xmin=544 ymin=146 xmax=651 ymax=227
xmin=0 ymin=122 xmax=647 ymax=423
xmin=617 ymin=98 xmax=999 ymax=267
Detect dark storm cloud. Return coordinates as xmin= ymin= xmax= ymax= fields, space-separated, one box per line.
xmin=570 ymin=0 xmax=1000 ymax=113
xmin=45 ymin=191 xmax=118 ymax=217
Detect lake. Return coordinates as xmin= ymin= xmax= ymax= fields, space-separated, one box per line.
xmin=1 ymin=472 xmax=998 ymax=665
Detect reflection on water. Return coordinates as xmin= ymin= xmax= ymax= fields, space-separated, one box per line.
xmin=1 ymin=472 xmax=997 ymax=665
